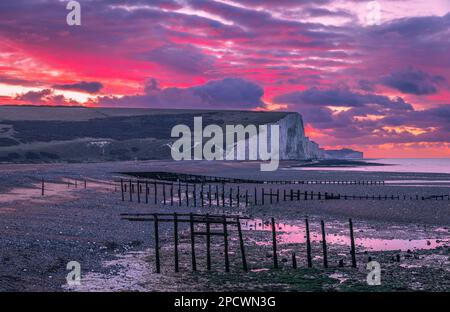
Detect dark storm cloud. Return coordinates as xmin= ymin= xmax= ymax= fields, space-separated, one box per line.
xmin=381 ymin=68 xmax=446 ymax=95
xmin=98 ymin=77 xmax=264 ymax=109
xmin=52 ymin=81 xmax=104 ymax=94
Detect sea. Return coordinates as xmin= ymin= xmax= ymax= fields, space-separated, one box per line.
xmin=298 ymin=158 xmax=450 ymax=174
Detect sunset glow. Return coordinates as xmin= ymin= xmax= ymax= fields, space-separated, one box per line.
xmin=0 ymin=0 xmax=449 ymax=157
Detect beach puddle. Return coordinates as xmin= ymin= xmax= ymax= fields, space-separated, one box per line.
xmin=242 ymin=218 xmax=450 ymax=252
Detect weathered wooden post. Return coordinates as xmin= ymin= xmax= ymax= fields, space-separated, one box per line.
xmin=145 ymin=181 xmax=149 ymax=204
xmin=216 ymin=185 xmax=219 ymax=206
xmin=154 ymin=182 xmax=157 ymax=204
xmin=190 ymin=213 xmax=197 ymax=271
xmin=237 ymin=186 xmax=240 ymax=207
xmin=321 ymin=220 xmax=328 ymax=268
xmin=223 ymin=215 xmax=230 ymax=272
xmin=178 ymin=183 xmax=182 ymax=207
xmin=245 ymin=190 xmax=248 ymax=207
xmin=206 ymin=214 xmax=211 ymax=271
xmin=271 ymin=217 xmax=278 ymax=269
xmin=154 ymin=214 xmax=161 ymax=273
xmin=186 ymin=184 xmax=189 ymax=206
xmin=193 ymin=184 xmax=197 ymax=207
xmin=254 ymin=187 xmax=257 ymax=205
xmin=236 ymin=217 xmax=248 ymax=272
xmin=262 ymin=188 xmax=265 ymax=205
xmin=41 ymin=178 xmax=45 ymax=196
xmin=349 ymin=218 xmax=357 ymax=268
xmin=129 ymin=180 xmax=132 ymax=202
xmin=170 ymin=184 xmax=173 ymax=206
xmin=305 ymin=218 xmax=312 ymax=268
xmin=174 ymin=213 xmax=179 ymax=272
xmin=229 ymin=187 xmax=233 ymax=207
xmin=163 ymin=183 xmax=166 ymax=205
xmin=222 ymin=184 xmax=225 ymax=207
xmin=270 ymin=189 xmax=273 ymax=204
xmin=84 ymin=180 xmax=87 ymax=189
xmin=137 ymin=180 xmax=141 ymax=203
xmin=120 ymin=179 xmax=124 ymax=201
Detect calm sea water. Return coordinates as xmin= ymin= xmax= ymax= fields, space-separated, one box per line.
xmin=299 ymin=158 xmax=450 ymax=174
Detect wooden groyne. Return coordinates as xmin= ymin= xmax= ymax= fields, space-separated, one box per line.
xmin=121 ymin=213 xmax=359 ymax=273
xmin=117 ymin=178 xmax=450 ymax=207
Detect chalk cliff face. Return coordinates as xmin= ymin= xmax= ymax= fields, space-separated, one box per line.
xmin=0 ymin=106 xmax=325 ymax=163
xmin=274 ymin=113 xmax=323 ymax=160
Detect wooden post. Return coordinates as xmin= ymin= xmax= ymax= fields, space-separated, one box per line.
xmin=209 ymin=184 xmax=212 ymax=207
xmin=245 ymin=190 xmax=248 ymax=207
xmin=216 ymin=185 xmax=219 ymax=206
xmin=170 ymin=185 xmax=173 ymax=206
xmin=84 ymin=180 xmax=87 ymax=189
xmin=178 ymin=183 xmax=182 ymax=207
xmin=190 ymin=213 xmax=197 ymax=271
xmin=349 ymin=218 xmax=357 ymax=268
xmin=194 ymin=184 xmax=197 ymax=207
xmin=154 ymin=214 xmax=160 ymax=273
xmin=229 ymin=187 xmax=233 ymax=207
xmin=262 ymin=188 xmax=265 ymax=205
xmin=120 ymin=179 xmax=124 ymax=201
xmin=254 ymin=187 xmax=257 ymax=205
xmin=174 ymin=213 xmax=179 ymax=272
xmin=321 ymin=220 xmax=328 ymax=268
xmin=305 ymin=218 xmax=312 ymax=268
xmin=223 ymin=215 xmax=230 ymax=272
xmin=206 ymin=214 xmax=211 ymax=271
xmin=200 ymin=184 xmax=204 ymax=207
xmin=129 ymin=180 xmax=132 ymax=202
xmin=137 ymin=180 xmax=141 ymax=203
xmin=163 ymin=183 xmax=166 ymax=205
xmin=154 ymin=182 xmax=157 ymax=204
xmin=145 ymin=181 xmax=149 ymax=204
xmin=236 ymin=217 xmax=248 ymax=272
xmin=222 ymin=184 xmax=225 ymax=207
xmin=292 ymin=253 xmax=297 ymax=269
xmin=41 ymin=178 xmax=44 ymax=196
xmin=237 ymin=186 xmax=240 ymax=207
xmin=186 ymin=184 xmax=189 ymax=207
xmin=271 ymin=217 xmax=278 ymax=269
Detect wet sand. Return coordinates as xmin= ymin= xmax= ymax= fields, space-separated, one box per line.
xmin=0 ymin=160 xmax=449 ymax=291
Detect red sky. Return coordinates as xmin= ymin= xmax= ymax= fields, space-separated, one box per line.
xmin=0 ymin=0 xmax=449 ymax=157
